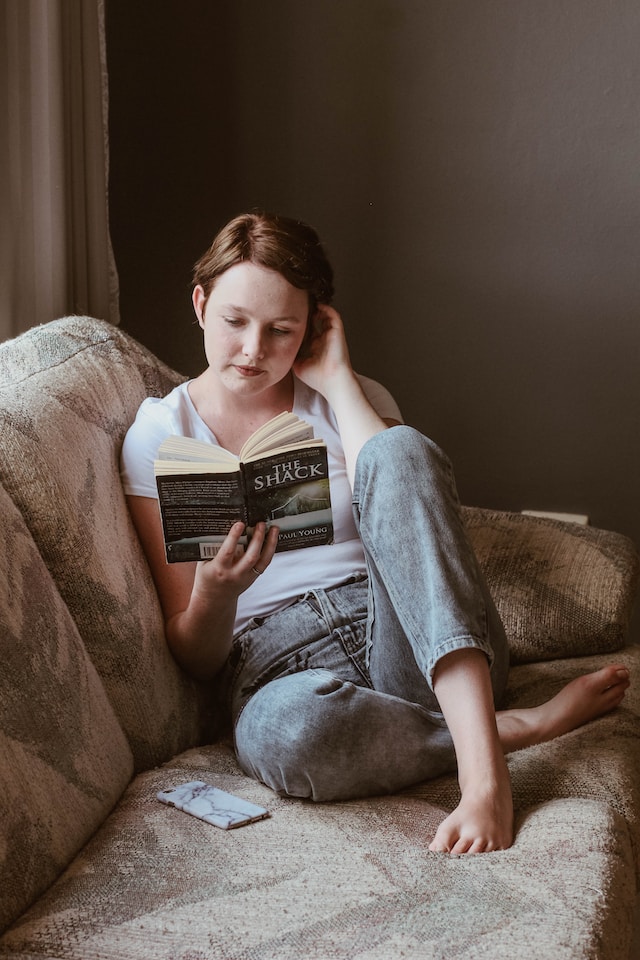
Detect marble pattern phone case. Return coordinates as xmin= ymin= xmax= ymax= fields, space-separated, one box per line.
xmin=157 ymin=781 xmax=269 ymax=829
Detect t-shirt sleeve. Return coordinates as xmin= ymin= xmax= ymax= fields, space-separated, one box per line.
xmin=120 ymin=398 xmax=176 ymax=498
xmin=356 ymin=374 xmax=404 ymax=423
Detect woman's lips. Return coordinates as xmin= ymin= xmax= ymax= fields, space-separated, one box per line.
xmin=235 ymin=365 xmax=264 ymax=377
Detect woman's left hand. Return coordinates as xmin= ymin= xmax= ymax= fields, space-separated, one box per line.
xmin=294 ymin=302 xmax=389 ymax=486
xmin=293 ymin=304 xmax=353 ymax=397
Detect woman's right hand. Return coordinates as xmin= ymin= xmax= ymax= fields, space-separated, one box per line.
xmin=191 ymin=520 xmax=279 ymax=603
xmin=164 ymin=519 xmax=278 ymax=679
xmin=126 ymin=494 xmax=280 ymax=680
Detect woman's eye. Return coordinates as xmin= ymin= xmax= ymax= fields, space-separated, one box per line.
xmin=271 ymin=327 xmax=291 ymax=337
xmin=223 ymin=316 xmax=244 ymax=327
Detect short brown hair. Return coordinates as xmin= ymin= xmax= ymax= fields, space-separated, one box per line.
xmin=192 ymin=212 xmax=335 ymax=316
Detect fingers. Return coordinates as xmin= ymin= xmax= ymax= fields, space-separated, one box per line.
xmin=197 ymin=521 xmax=279 ymax=592
xmin=314 ymin=304 xmax=347 ymax=346
xmin=305 ymin=304 xmax=346 ymax=352
xmin=244 ymin=522 xmax=279 ymax=567
xmin=221 ymin=521 xmax=279 ymax=577
xmin=212 ymin=521 xmax=249 ymax=565
xmin=314 ymin=302 xmax=340 ymax=328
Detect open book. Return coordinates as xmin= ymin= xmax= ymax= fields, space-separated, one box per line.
xmin=154 ymin=412 xmax=333 ymax=562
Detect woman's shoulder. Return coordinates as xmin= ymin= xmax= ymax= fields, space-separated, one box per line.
xmin=293 ymin=373 xmax=402 ymax=423
xmin=136 ymin=379 xmax=190 ymax=417
xmin=122 ymin=381 xmax=193 ymax=462
xmin=129 ymin=380 xmax=201 ymax=436
xmin=355 ymin=374 xmax=403 ymax=421
xmin=121 ymin=381 xmax=195 ymax=496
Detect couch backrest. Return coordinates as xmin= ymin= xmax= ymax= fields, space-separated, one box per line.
xmin=0 ymin=317 xmax=214 ymax=773
xmin=462 ymin=506 xmax=639 ymax=662
xmin=0 ymin=478 xmax=134 ymax=933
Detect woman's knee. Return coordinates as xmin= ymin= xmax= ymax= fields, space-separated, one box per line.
xmin=234 ymin=669 xmax=458 ymax=800
xmin=234 ymin=670 xmax=358 ymax=801
xmin=356 ymin=426 xmax=453 ymax=488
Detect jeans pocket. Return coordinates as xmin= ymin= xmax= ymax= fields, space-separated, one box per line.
xmin=333 ymin=619 xmax=372 ymax=687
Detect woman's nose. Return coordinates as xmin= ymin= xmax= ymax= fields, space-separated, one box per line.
xmin=242 ymin=327 xmax=265 ymax=360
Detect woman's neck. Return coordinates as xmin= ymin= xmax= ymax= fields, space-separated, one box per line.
xmin=188 ymin=372 xmax=295 ymax=454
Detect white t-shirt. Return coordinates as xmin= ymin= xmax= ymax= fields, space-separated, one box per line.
xmin=120 ymin=374 xmax=402 ymax=635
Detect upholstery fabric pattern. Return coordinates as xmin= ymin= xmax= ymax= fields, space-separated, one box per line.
xmin=3 ymin=646 xmax=639 ymax=960
xmin=462 ymin=506 xmax=639 ymax=663
xmin=0 ymin=317 xmax=214 ymax=771
xmin=0 ymin=481 xmax=133 ymax=933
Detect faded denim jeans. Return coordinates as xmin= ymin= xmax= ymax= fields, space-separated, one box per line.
xmin=227 ymin=426 xmax=510 ymax=801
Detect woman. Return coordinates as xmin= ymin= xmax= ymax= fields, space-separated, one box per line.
xmin=121 ymin=212 xmax=630 ymax=854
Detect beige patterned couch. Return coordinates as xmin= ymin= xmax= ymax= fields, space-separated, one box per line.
xmin=1 ymin=316 xmax=639 ymax=960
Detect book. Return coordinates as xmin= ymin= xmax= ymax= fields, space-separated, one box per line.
xmin=153 ymin=412 xmax=334 ymax=562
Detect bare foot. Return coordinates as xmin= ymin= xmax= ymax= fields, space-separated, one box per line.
xmin=428 ymin=664 xmax=630 ymax=856
xmin=496 ymin=664 xmax=631 ymax=753
xmin=428 ymin=754 xmax=514 ymax=855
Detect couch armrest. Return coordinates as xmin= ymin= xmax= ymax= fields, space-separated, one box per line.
xmin=463 ymin=506 xmax=639 ymax=663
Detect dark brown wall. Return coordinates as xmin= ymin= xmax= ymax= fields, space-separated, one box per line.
xmin=106 ymin=0 xmax=640 ymax=569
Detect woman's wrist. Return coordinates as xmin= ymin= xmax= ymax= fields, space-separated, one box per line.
xmin=313 ymin=364 xmax=362 ymax=409
xmin=165 ymin=584 xmax=236 ymax=680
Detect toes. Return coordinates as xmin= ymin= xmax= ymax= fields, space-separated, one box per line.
xmin=428 ymin=838 xmax=451 ymax=854
xmin=452 ymin=837 xmax=477 ymax=855
xmin=603 ymin=666 xmax=629 ymax=688
xmin=429 ymin=821 xmax=457 ymax=854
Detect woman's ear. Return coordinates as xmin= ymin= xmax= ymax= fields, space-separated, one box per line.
xmin=192 ymin=285 xmax=207 ymax=328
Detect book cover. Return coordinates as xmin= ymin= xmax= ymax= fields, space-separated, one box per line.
xmin=154 ymin=415 xmax=334 ymax=562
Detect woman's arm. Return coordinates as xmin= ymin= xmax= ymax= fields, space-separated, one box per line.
xmin=294 ymin=305 xmax=400 ymax=484
xmin=127 ymin=495 xmax=278 ymax=680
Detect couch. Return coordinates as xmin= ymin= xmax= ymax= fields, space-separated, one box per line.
xmin=1 ymin=316 xmax=639 ymax=960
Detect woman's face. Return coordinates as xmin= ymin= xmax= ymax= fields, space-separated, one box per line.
xmin=193 ymin=262 xmax=309 ymax=401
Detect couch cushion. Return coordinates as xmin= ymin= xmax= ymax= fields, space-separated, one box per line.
xmin=3 ymin=642 xmax=639 ymax=960
xmin=0 ymin=317 xmax=215 ymax=771
xmin=0 ymin=482 xmax=133 ymax=934
xmin=4 ymin=797 xmax=632 ymax=959
xmin=462 ymin=507 xmax=639 ymax=663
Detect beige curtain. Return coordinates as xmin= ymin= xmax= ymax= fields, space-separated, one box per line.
xmin=0 ymin=0 xmax=119 ymax=342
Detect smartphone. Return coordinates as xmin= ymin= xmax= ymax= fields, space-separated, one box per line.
xmin=157 ymin=780 xmax=269 ymax=830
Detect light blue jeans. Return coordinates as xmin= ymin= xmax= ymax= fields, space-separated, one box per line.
xmin=226 ymin=427 xmax=510 ymax=801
